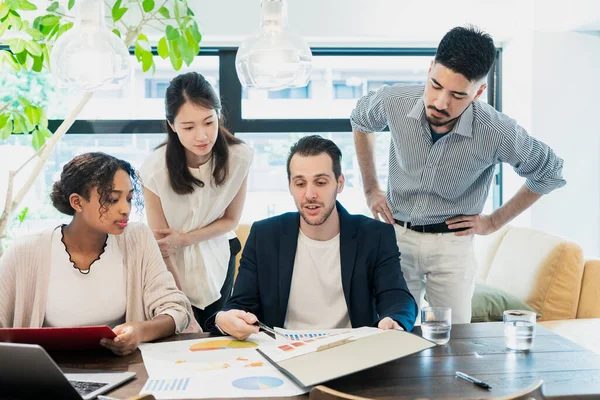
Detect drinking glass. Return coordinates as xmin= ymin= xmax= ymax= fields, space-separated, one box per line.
xmin=421 ymin=306 xmax=451 ymax=345
xmin=503 ymin=310 xmax=536 ymax=350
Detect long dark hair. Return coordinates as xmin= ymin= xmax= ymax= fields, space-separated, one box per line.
xmin=160 ymin=72 xmax=242 ymax=195
xmin=50 ymin=152 xmax=143 ymax=216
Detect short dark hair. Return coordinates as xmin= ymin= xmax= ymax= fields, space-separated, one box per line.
xmin=50 ymin=152 xmax=142 ymax=216
xmin=286 ymin=135 xmax=342 ymax=181
xmin=434 ymin=25 xmax=496 ymax=82
xmin=161 ymin=72 xmax=243 ymax=195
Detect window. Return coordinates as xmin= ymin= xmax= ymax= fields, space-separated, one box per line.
xmin=367 ymin=80 xmax=425 ymax=92
xmin=267 ymin=84 xmax=311 ymax=99
xmin=0 ymin=48 xmax=502 ymax=236
xmin=332 ymin=80 xmax=363 ymax=99
xmin=145 ymin=79 xmax=170 ymax=98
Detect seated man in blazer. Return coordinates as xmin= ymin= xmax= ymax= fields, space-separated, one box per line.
xmin=207 ymin=135 xmax=417 ymax=340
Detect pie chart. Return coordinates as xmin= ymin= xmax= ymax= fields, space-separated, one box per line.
xmin=232 ymin=376 xmax=284 ymax=390
xmin=189 ymin=339 xmax=258 ymax=352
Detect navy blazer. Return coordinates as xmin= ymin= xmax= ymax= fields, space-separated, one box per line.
xmin=206 ymin=202 xmax=417 ymax=332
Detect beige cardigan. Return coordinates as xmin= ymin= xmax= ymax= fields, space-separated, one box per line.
xmin=0 ymin=222 xmax=192 ymax=333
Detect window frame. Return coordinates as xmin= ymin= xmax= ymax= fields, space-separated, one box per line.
xmin=40 ymin=47 xmax=504 ymax=207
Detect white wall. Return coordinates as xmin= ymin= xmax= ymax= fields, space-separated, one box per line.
xmin=503 ymin=14 xmax=600 ymax=257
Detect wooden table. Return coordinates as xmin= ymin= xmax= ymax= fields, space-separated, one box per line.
xmin=50 ymin=322 xmax=600 ymax=399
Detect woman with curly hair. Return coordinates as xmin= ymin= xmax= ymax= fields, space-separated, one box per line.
xmin=140 ymin=72 xmax=253 ymax=331
xmin=0 ymin=152 xmax=193 ymax=356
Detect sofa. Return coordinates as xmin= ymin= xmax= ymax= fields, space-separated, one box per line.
xmin=474 ymin=225 xmax=600 ymax=354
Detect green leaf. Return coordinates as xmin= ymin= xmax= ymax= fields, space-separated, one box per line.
xmin=142 ymin=0 xmax=154 ymax=13
xmin=186 ymin=7 xmax=194 ymax=16
xmin=157 ymin=6 xmax=170 ymax=18
xmin=16 ymin=0 xmax=37 ymax=11
xmin=31 ymin=53 xmax=43 ymax=72
xmin=178 ymin=35 xmax=193 ymax=66
xmin=17 ymin=207 xmax=29 ymax=224
xmin=24 ymin=40 xmax=42 ymax=57
xmin=15 ymin=50 xmax=27 ymax=65
xmin=174 ymin=1 xmax=180 ymax=21
xmin=157 ymin=37 xmax=169 ymax=59
xmin=141 ymin=50 xmax=153 ymax=72
xmin=40 ymin=126 xmax=52 ymax=138
xmin=26 ymin=27 xmax=45 ymax=40
xmin=42 ymin=44 xmax=50 ymax=70
xmin=168 ymin=40 xmax=182 ymax=70
xmin=18 ymin=96 xmax=31 ymax=107
xmin=0 ymin=50 xmax=20 ymax=71
xmin=0 ymin=20 xmax=9 ymax=37
xmin=0 ymin=114 xmax=10 ymax=130
xmin=24 ymin=105 xmax=40 ymax=126
xmin=6 ymin=38 xmax=26 ymax=54
xmin=0 ymin=3 xmax=9 ymax=20
xmin=7 ymin=12 xmax=23 ymax=30
xmin=185 ymin=30 xmax=199 ymax=57
xmin=1 ymin=120 xmax=13 ymax=140
xmin=32 ymin=128 xmax=45 ymax=150
xmin=39 ymin=108 xmax=48 ymax=130
xmin=165 ymin=25 xmax=179 ymax=40
xmin=137 ymin=33 xmax=149 ymax=42
xmin=68 ymin=0 xmax=75 ymax=10
xmin=46 ymin=2 xmax=59 ymax=12
xmin=12 ymin=114 xmax=25 ymax=134
xmin=111 ymin=0 xmax=128 ymax=22
xmin=54 ymin=22 xmax=73 ymax=40
xmin=191 ymin=21 xmax=202 ymax=43
xmin=40 ymin=15 xmax=60 ymax=27
xmin=112 ymin=28 xmax=121 ymax=38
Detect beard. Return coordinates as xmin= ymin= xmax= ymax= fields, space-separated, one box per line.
xmin=299 ymin=200 xmax=337 ymax=226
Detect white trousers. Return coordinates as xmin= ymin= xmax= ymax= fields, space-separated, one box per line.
xmin=394 ymin=224 xmax=477 ymax=324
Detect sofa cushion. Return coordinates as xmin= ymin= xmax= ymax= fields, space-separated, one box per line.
xmin=471 ymin=283 xmax=539 ymax=322
xmin=577 ymin=260 xmax=600 ymax=319
xmin=485 ymin=227 xmax=584 ymax=321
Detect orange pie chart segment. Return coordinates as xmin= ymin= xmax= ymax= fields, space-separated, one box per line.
xmin=189 ymin=340 xmax=259 ymax=352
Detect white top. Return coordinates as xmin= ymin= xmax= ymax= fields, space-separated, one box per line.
xmin=44 ymin=228 xmax=126 ymax=328
xmin=284 ymin=230 xmax=351 ymax=330
xmin=139 ymin=143 xmax=254 ymax=309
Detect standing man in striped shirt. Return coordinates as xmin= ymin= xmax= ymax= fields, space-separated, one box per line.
xmin=350 ymin=26 xmax=565 ymax=324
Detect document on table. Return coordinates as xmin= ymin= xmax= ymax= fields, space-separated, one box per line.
xmin=138 ymin=332 xmax=306 ymax=399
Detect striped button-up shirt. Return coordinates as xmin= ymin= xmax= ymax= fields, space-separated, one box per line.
xmin=350 ymin=85 xmax=566 ymax=225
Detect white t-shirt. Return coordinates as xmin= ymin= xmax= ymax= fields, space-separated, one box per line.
xmin=284 ymin=230 xmax=351 ymax=330
xmin=43 ymin=227 xmax=126 ymax=328
xmin=139 ymin=143 xmax=253 ymax=309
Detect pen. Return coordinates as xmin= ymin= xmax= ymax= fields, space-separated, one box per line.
xmin=455 ymin=371 xmax=492 ymax=390
xmin=254 ymin=321 xmax=288 ymax=340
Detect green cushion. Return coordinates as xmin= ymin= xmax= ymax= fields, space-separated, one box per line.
xmin=471 ymin=283 xmax=540 ymax=323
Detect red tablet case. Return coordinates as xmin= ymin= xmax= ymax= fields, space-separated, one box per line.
xmin=0 ymin=326 xmax=116 ymax=350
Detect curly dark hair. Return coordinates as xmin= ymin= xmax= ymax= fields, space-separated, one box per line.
xmin=435 ymin=25 xmax=496 ymax=82
xmin=50 ymin=152 xmax=143 ymax=217
xmin=160 ymin=71 xmax=243 ymax=195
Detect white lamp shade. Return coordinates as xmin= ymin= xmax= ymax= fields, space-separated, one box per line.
xmin=50 ymin=0 xmax=131 ymax=91
xmin=235 ymin=0 xmax=312 ymax=91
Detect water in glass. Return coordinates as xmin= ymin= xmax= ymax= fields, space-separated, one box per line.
xmin=504 ymin=320 xmax=535 ymax=350
xmin=421 ymin=321 xmax=451 ymax=345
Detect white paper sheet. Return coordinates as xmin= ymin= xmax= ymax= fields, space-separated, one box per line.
xmin=138 ymin=333 xmax=307 ymax=399
xmin=261 ymin=327 xmax=383 ymax=362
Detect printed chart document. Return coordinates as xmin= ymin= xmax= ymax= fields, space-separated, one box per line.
xmin=138 ymin=333 xmax=306 ymax=399
xmin=258 ymin=328 xmax=436 ymax=388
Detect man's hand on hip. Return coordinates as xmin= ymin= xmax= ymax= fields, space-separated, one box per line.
xmin=366 ymin=189 xmax=394 ymax=224
xmin=446 ymin=214 xmax=497 ymax=236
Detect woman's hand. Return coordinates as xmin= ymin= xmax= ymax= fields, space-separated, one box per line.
xmin=101 ymin=322 xmax=145 ymax=356
xmin=154 ymin=228 xmax=187 ymax=258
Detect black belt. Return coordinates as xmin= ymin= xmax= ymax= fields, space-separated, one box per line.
xmin=394 ymin=219 xmax=467 ymax=234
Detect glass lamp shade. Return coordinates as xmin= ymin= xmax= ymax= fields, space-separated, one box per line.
xmin=50 ymin=0 xmax=131 ymax=91
xmin=235 ymin=0 xmax=312 ymax=91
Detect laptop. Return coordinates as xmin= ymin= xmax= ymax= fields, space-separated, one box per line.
xmin=0 ymin=343 xmax=136 ymax=400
